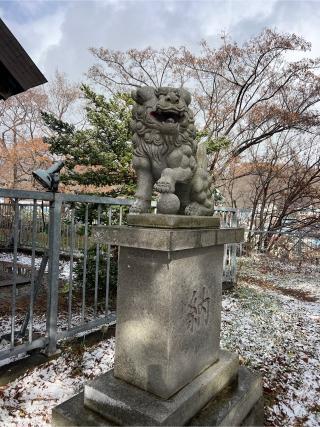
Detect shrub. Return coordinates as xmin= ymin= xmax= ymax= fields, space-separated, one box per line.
xmin=73 ymin=245 xmax=118 ymax=306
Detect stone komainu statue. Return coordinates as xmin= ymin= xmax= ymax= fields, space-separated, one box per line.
xmin=130 ymin=86 xmax=214 ymax=216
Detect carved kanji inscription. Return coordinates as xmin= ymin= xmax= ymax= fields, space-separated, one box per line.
xmin=187 ymin=286 xmax=211 ymax=333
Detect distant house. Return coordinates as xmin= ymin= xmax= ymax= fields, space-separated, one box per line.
xmin=0 ymin=18 xmax=47 ymax=100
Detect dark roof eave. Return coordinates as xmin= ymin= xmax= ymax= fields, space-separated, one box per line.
xmin=0 ymin=18 xmax=47 ymax=99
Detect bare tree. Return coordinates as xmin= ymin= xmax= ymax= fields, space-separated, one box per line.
xmin=0 ymin=71 xmax=81 ymax=189
xmin=0 ymin=88 xmax=48 ymax=188
xmin=88 ymin=29 xmax=320 ymax=176
xmin=89 ymin=46 xmax=190 ymax=93
xmin=45 ymin=70 xmax=81 ymax=121
xmin=183 ymin=30 xmax=320 ymax=166
xmin=223 ymin=133 xmax=320 ymax=241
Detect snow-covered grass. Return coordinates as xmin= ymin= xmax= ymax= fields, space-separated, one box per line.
xmin=0 ymin=310 xmax=112 ymax=368
xmin=0 ymin=250 xmax=104 ymax=367
xmin=221 ymin=255 xmax=320 ymax=426
xmin=0 ymin=254 xmax=319 ymax=426
xmin=0 ymin=338 xmax=115 ymax=426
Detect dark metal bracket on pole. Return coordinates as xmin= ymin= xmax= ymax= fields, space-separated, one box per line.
xmin=32 ymin=161 xmax=65 ymax=192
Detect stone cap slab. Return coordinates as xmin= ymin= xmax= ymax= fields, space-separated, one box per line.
xmin=127 ymin=214 xmax=220 ymax=229
xmin=92 ymin=226 xmax=244 ymax=251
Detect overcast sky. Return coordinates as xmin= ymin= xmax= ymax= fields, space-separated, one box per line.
xmin=1 ymin=0 xmax=320 ymax=84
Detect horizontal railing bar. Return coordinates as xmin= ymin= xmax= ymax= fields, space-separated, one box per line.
xmin=0 ymin=203 xmax=50 ymax=208
xmin=248 ymin=230 xmax=320 ymax=238
xmin=214 ymin=207 xmax=238 ymax=212
xmin=0 ymin=337 xmax=48 ymax=362
xmin=0 ymin=189 xmax=133 ymax=206
xmin=0 ymin=315 xmax=116 ymax=362
xmin=57 ymin=314 xmax=116 ymax=339
xmin=55 ymin=193 xmax=133 ymax=205
xmin=0 ymin=189 xmax=54 ymax=201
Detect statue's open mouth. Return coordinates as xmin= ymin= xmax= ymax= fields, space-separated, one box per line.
xmin=150 ymin=109 xmax=184 ymax=124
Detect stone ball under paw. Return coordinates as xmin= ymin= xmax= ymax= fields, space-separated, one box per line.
xmin=157 ymin=193 xmax=180 ymax=215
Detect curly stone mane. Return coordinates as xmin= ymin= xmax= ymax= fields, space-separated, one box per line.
xmin=131 ymin=87 xmax=197 ymax=164
xmin=130 ymin=86 xmax=213 ymax=216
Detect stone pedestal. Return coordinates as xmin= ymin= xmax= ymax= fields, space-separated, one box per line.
xmin=52 ymin=216 xmax=263 ymax=426
xmin=53 ymin=366 xmax=263 ymax=426
xmin=85 ymin=351 xmax=239 ymax=426
xmin=114 ymin=243 xmax=223 ymax=398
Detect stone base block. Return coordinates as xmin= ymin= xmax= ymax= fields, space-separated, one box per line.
xmin=84 ymin=351 xmax=238 ymax=426
xmin=52 ymin=365 xmax=263 ymax=427
xmin=189 ymin=366 xmax=263 ymax=426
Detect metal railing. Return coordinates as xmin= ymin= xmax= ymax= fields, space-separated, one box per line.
xmin=214 ymin=207 xmax=239 ymax=284
xmin=244 ymin=229 xmax=320 ymax=259
xmin=0 ymin=189 xmax=239 ymax=364
xmin=0 ymin=202 xmax=113 ymax=254
xmin=0 ymin=189 xmax=133 ymax=363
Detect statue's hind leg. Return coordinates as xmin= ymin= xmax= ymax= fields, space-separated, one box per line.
xmin=185 ymin=166 xmax=214 ymax=216
xmin=185 ymin=201 xmax=213 ymax=216
xmin=130 ymin=156 xmax=154 ymax=214
xmin=175 ymin=183 xmax=191 ymax=215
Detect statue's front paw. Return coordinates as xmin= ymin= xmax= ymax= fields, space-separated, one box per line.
xmin=129 ymin=199 xmax=150 ymax=214
xmin=154 ymin=178 xmax=175 ymax=193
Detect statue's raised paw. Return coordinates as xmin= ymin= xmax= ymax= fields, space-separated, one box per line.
xmin=154 ymin=178 xmax=175 ymax=193
xmin=129 ymin=199 xmax=150 ymax=214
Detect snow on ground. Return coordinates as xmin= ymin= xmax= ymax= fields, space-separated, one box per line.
xmin=0 ymin=338 xmax=115 ymax=426
xmin=0 ymin=252 xmax=47 ymax=273
xmin=221 ymin=255 xmax=320 ymax=426
xmin=0 ymin=254 xmax=319 ymax=426
xmin=0 ymin=250 xmax=113 ymax=369
xmin=0 ymin=310 xmax=112 ymax=368
xmin=0 ymin=252 xmax=74 ymax=279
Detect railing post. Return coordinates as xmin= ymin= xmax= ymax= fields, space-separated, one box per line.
xmin=45 ymin=193 xmax=62 ymax=356
xmin=297 ymin=232 xmax=302 ymax=257
xmin=231 ymin=209 xmax=238 ymax=282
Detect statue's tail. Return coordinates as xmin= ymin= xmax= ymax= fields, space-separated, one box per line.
xmin=190 ymin=142 xmax=214 ymax=211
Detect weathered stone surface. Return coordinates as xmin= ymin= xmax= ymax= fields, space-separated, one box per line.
xmin=84 ymin=351 xmax=239 ymax=426
xmin=241 ymin=396 xmax=264 ymax=427
xmin=189 ymin=366 xmax=263 ymax=426
xmin=92 ymin=226 xmax=244 ymax=251
xmin=53 ymin=366 xmax=263 ymax=427
xmin=157 ymin=193 xmax=181 ymax=215
xmin=113 ymin=243 xmax=224 ymax=398
xmin=127 ymin=213 xmax=220 ymax=229
xmin=129 ymin=87 xmax=214 ymax=216
xmin=52 ymin=392 xmax=112 ymax=426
